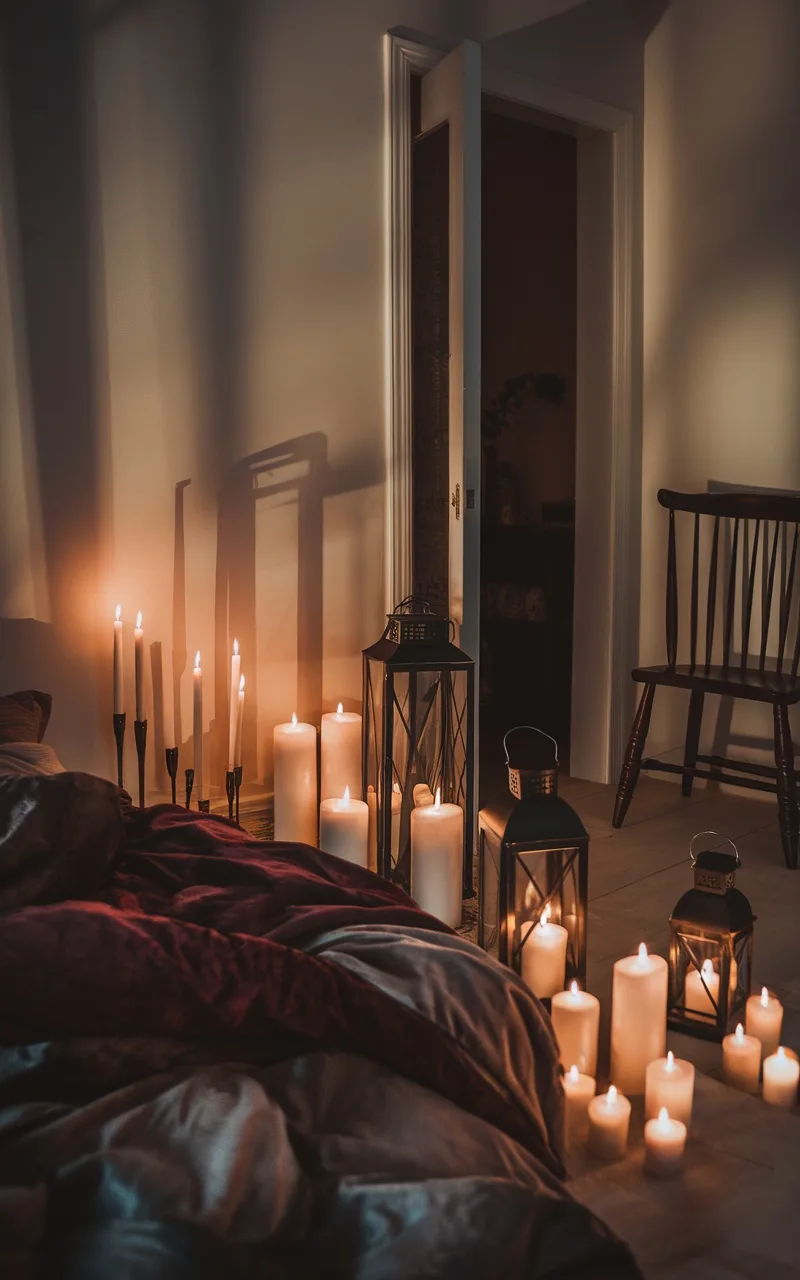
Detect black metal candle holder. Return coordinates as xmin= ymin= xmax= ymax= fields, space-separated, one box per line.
xmin=165 ymin=748 xmax=178 ymax=804
xmin=234 ymin=764 xmax=243 ymax=826
xmin=133 ymin=719 xmax=147 ymax=808
xmin=113 ymin=712 xmax=126 ymax=788
xmin=198 ymin=798 xmax=210 ymax=813
xmin=185 ymin=768 xmax=195 ymax=810
xmin=226 ymin=769 xmax=235 ymax=821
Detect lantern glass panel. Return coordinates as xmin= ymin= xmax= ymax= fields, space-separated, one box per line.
xmin=514 ymin=846 xmax=584 ymax=977
xmin=364 ymin=655 xmax=472 ymax=893
xmin=478 ymin=820 xmax=502 ymax=960
xmin=668 ymin=925 xmax=752 ymax=1039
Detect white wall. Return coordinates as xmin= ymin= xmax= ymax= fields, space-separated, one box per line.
xmin=642 ymin=0 xmax=800 ymax=777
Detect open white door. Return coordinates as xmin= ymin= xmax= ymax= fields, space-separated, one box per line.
xmin=419 ymin=41 xmax=482 ymax=666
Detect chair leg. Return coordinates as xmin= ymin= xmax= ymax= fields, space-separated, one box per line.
xmin=773 ymin=704 xmax=799 ymax=870
xmin=682 ymin=691 xmax=704 ymax=798
xmin=613 ymin=683 xmax=656 ymax=829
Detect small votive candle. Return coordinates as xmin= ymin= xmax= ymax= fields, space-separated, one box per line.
xmin=645 ymin=1050 xmax=695 ymax=1128
xmin=684 ymin=958 xmax=719 ymax=1019
xmin=722 ymin=1022 xmax=760 ymax=1095
xmin=551 ymin=982 xmax=600 ymax=1077
xmin=562 ymin=1064 xmax=596 ymax=1153
xmin=644 ymin=1107 xmax=686 ymax=1178
xmin=762 ymin=1046 xmax=799 ymax=1109
xmin=587 ymin=1085 xmax=631 ymax=1161
xmin=745 ymin=986 xmax=783 ymax=1061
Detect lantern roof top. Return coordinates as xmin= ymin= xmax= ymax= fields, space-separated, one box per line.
xmin=363 ymin=633 xmax=473 ymax=667
xmin=480 ymin=795 xmax=588 ymax=844
xmin=670 ymin=886 xmax=755 ymax=933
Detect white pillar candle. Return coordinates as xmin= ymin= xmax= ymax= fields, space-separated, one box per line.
xmin=410 ymin=788 xmax=463 ymax=928
xmin=134 ymin=611 xmax=145 ymax=722
xmin=113 ymin=605 xmax=124 ymax=715
xmin=551 ymin=982 xmax=600 ymax=1076
xmin=685 ymin=958 xmax=719 ymax=1019
xmin=563 ymin=1064 xmax=596 ymax=1152
xmin=762 ymin=1047 xmax=799 ymax=1108
xmin=746 ymin=986 xmax=783 ymax=1060
xmin=319 ymin=787 xmax=369 ymax=867
xmin=274 ymin=714 xmax=318 ymax=845
xmin=610 ymin=943 xmax=668 ymax=1095
xmin=234 ymin=675 xmax=245 ymax=767
xmin=644 ymin=1107 xmax=686 ymax=1178
xmin=587 ymin=1085 xmax=631 ymax=1161
xmin=227 ymin=640 xmax=241 ymax=771
xmin=521 ymin=905 xmax=569 ymax=1001
xmin=645 ymin=1051 xmax=695 ymax=1128
xmin=320 ymin=704 xmax=362 ymax=801
xmin=721 ymin=1023 xmax=761 ymax=1095
xmin=413 ymin=783 xmax=435 ymax=807
xmin=192 ymin=651 xmax=203 ymax=802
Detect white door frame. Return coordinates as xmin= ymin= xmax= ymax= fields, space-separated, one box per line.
xmin=384 ymin=33 xmax=638 ymax=784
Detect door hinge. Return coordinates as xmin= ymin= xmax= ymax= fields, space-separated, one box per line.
xmin=451 ymin=484 xmax=461 ymax=519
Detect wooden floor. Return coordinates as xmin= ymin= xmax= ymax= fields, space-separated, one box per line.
xmin=561 ymin=773 xmax=800 ymax=1278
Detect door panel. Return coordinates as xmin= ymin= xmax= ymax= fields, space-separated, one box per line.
xmin=420 ymin=41 xmax=481 ymax=664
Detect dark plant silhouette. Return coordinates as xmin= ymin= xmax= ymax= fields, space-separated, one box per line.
xmin=481 ymin=372 xmax=567 ymax=443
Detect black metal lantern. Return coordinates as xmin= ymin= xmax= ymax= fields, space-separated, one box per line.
xmin=478 ymin=727 xmax=589 ymax=990
xmin=362 ymin=598 xmax=475 ymax=896
xmin=667 ymin=832 xmax=755 ymax=1043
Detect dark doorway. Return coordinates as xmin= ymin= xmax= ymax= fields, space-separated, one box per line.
xmin=409 ymin=80 xmax=578 ymax=803
xmin=479 ymin=98 xmax=577 ymax=796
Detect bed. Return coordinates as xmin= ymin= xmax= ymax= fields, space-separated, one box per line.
xmin=0 ymin=697 xmax=641 ymax=1279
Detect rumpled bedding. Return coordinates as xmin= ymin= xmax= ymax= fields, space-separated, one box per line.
xmin=0 ymin=775 xmax=642 ymax=1279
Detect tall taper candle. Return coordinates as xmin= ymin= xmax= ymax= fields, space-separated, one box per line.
xmin=228 ymin=640 xmax=241 ymax=771
xmin=193 ymin=650 xmax=203 ymax=803
xmin=234 ymin=674 xmax=245 ymax=766
xmin=134 ymin=611 xmax=145 ymax=722
xmin=113 ymin=605 xmax=124 ymax=714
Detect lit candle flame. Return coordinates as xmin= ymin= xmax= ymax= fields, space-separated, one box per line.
xmin=606 ymin=1085 xmax=618 ymax=1108
xmin=337 ymin=702 xmax=343 ymax=715
xmin=115 ymin=604 xmax=121 ymax=622
xmin=392 ymin=782 xmax=401 ymax=794
xmin=657 ymin=1107 xmax=670 ymax=1127
xmin=136 ymin=611 xmax=143 ymax=630
xmin=666 ymin=1051 xmax=675 ymax=1071
xmin=538 ymin=903 xmax=551 ymax=930
xmin=434 ymin=787 xmax=441 ymax=809
xmin=735 ymin=1023 xmax=744 ymax=1042
xmin=636 ymin=942 xmax=649 ymax=965
xmin=761 ymin=986 xmax=769 ymax=1007
xmin=701 ymin=959 xmax=714 ymax=978
xmin=233 ymin=638 xmax=239 ymax=656
xmin=777 ymin=1046 xmax=786 ymax=1061
xmin=569 ymin=980 xmax=579 ymax=997
xmin=194 ymin=650 xmax=201 ymax=670
xmin=568 ymin=1065 xmax=580 ymax=1084
xmin=291 ymin=712 xmax=297 ymax=727
xmin=239 ymin=675 xmax=245 ymax=692
xmin=342 ymin=786 xmax=350 ymax=804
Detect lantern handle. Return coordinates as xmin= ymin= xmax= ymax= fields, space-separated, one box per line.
xmin=503 ymin=726 xmax=559 ymax=767
xmin=689 ymin=831 xmax=740 ymax=867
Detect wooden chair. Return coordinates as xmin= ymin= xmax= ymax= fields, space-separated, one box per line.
xmin=613 ymin=488 xmax=800 ymax=868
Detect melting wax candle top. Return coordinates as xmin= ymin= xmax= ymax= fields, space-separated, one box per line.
xmin=606 ymin=1085 xmax=618 ymax=1108
xmin=568 ymin=1064 xmax=580 ymax=1085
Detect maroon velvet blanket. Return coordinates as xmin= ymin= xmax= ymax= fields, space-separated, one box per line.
xmin=0 ymin=780 xmax=550 ymax=1166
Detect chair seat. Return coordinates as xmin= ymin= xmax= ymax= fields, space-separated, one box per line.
xmin=632 ymin=663 xmax=800 ymax=704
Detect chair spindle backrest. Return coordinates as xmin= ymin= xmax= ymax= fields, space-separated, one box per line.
xmin=658 ymin=489 xmax=800 ymax=679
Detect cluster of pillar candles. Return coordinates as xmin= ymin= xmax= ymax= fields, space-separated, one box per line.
xmin=274 ymin=707 xmax=463 ymax=926
xmin=545 ymin=944 xmax=797 ymax=1173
